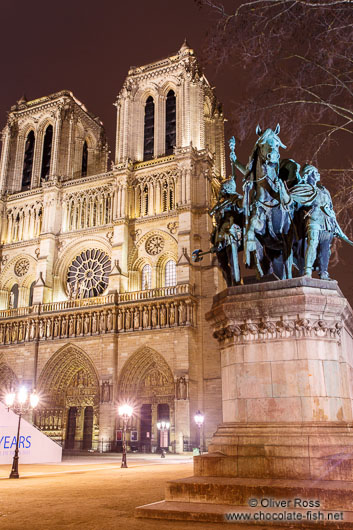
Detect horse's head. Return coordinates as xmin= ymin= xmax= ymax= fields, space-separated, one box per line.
xmin=255 ymin=124 xmax=286 ymax=165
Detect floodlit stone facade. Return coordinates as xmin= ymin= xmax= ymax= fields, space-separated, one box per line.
xmin=0 ymin=42 xmax=225 ymax=453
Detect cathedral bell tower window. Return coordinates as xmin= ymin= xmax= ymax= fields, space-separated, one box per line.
xmin=143 ymin=96 xmax=154 ymax=161
xmin=81 ymin=141 xmax=88 ymax=177
xmin=40 ymin=125 xmax=53 ymax=183
xmin=165 ymin=90 xmax=176 ymax=155
xmin=21 ymin=131 xmax=35 ymax=190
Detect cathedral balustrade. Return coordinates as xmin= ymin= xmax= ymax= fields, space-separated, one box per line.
xmin=0 ymin=284 xmax=196 ymax=344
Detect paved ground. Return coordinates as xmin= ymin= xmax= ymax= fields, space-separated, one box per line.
xmin=0 ymin=454 xmax=229 ymax=530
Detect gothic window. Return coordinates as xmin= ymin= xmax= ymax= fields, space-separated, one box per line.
xmin=67 ymin=249 xmax=111 ymax=298
xmin=81 ymin=141 xmax=88 ymax=177
xmin=143 ymin=185 xmax=149 ymax=216
xmin=165 ymin=260 xmax=176 ymax=287
xmin=165 ymin=90 xmax=176 ymax=155
xmin=142 ymin=264 xmax=152 ymax=290
xmin=162 ymin=182 xmax=168 ymax=212
xmin=143 ymin=96 xmax=154 ymax=161
xmin=29 ymin=281 xmax=35 ymax=306
xmin=22 ymin=130 xmax=35 ymax=190
xmin=169 ymin=184 xmax=174 ymax=210
xmin=40 ymin=125 xmax=53 ymax=183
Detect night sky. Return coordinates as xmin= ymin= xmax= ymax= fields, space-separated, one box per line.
xmin=0 ymin=0 xmax=351 ymax=302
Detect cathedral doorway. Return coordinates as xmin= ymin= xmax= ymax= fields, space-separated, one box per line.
xmin=118 ymin=347 xmax=175 ymax=452
xmin=37 ymin=345 xmax=100 ymax=450
xmin=140 ymin=404 xmax=152 ymax=452
xmin=66 ymin=407 xmax=77 ymax=449
xmin=83 ymin=406 xmax=94 ymax=450
xmin=157 ymin=403 xmax=170 ymax=449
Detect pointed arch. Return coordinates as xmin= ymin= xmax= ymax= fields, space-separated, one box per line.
xmin=118 ymin=346 xmax=174 ymax=399
xmin=165 ymin=89 xmax=176 ymax=155
xmin=143 ymin=96 xmax=155 ymax=160
xmin=38 ymin=343 xmax=100 ymax=397
xmin=22 ymin=130 xmax=35 ymax=190
xmin=40 ymin=124 xmax=53 ymax=183
xmin=0 ymin=363 xmax=18 ymax=398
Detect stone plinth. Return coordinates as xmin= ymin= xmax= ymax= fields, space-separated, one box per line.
xmin=136 ymin=278 xmax=353 ymax=523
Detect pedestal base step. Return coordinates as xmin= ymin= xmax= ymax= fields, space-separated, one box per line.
xmin=136 ymin=477 xmax=353 ymax=526
xmin=136 ymin=500 xmax=353 ymax=527
xmin=165 ymin=476 xmax=353 ymax=510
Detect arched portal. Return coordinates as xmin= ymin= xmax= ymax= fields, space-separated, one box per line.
xmin=118 ymin=346 xmax=175 ymax=452
xmin=37 ymin=344 xmax=100 ymax=450
xmin=0 ymin=363 xmax=18 ymax=401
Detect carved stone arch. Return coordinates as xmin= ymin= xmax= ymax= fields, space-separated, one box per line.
xmin=118 ymin=346 xmax=175 ymax=400
xmin=160 ymin=80 xmax=179 ymax=98
xmin=0 ymin=362 xmax=18 ymax=398
xmin=36 ymin=344 xmax=100 ymax=447
xmin=75 ymin=120 xmax=85 ymax=140
xmin=128 ymin=229 xmax=177 ymax=270
xmin=37 ymin=116 xmax=55 ymax=135
xmin=134 ymin=87 xmax=159 ymax=105
xmin=84 ymin=131 xmax=97 ymax=149
xmin=38 ymin=343 xmax=100 ymax=397
xmin=131 ymin=256 xmax=153 ymax=272
xmin=19 ymin=121 xmax=37 ymax=139
xmin=0 ymin=253 xmax=36 ymax=290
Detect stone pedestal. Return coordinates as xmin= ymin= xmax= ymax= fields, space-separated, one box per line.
xmin=136 ymin=278 xmax=353 ymax=525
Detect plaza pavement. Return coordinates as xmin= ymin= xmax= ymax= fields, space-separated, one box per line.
xmin=0 ymin=454 xmax=230 ymax=530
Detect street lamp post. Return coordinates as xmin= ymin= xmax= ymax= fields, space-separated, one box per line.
xmin=157 ymin=420 xmax=170 ymax=458
xmin=5 ymin=386 xmax=39 ymax=479
xmin=118 ymin=404 xmax=133 ymax=468
xmin=194 ymin=410 xmax=204 ymax=455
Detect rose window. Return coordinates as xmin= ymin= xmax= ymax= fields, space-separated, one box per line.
xmin=67 ymin=249 xmax=111 ymax=298
xmin=145 ymin=235 xmax=164 ymax=255
xmin=14 ymin=258 xmax=30 ymax=277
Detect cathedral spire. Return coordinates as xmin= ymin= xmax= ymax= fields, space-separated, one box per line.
xmin=179 ymin=39 xmax=193 ymax=55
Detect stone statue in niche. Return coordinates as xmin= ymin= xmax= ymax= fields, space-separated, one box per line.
xmin=177 ymin=376 xmax=188 ymax=400
xmin=9 ymin=291 xmax=14 ymax=309
xmin=107 ymin=311 xmax=113 ymax=331
xmin=169 ymin=304 xmax=175 ymax=326
xmin=151 ymin=306 xmax=158 ymax=327
xmin=101 ymin=381 xmax=111 ymax=403
xmin=143 ymin=307 xmax=149 ymax=328
xmin=125 ymin=310 xmax=131 ymax=330
xmin=178 ymin=303 xmax=186 ymax=324
xmin=83 ymin=314 xmax=90 ymax=334
xmin=134 ymin=308 xmax=140 ymax=329
xmin=160 ymin=305 xmax=167 ymax=327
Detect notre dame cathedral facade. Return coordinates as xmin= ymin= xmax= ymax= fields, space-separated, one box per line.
xmin=0 ymin=42 xmax=225 ymax=452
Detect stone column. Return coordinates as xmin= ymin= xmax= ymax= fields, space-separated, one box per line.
xmin=0 ymin=126 xmax=11 ymax=193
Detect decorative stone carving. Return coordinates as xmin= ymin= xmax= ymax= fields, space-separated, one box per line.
xmin=145 ymin=235 xmax=164 ymax=255
xmin=14 ymin=258 xmax=30 ymax=277
xmin=167 ymin=222 xmax=178 ymax=235
xmin=213 ymin=318 xmax=343 ymax=343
